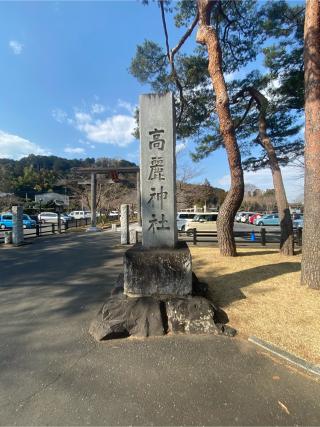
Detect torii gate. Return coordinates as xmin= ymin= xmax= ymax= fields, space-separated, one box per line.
xmin=76 ymin=167 xmax=141 ymax=230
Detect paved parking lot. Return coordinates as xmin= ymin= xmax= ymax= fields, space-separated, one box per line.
xmin=0 ymin=231 xmax=319 ymax=426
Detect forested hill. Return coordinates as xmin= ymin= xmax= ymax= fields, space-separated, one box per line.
xmin=0 ymin=154 xmax=138 ymax=197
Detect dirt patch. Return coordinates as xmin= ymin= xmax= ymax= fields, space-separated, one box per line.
xmin=190 ymin=247 xmax=320 ymax=365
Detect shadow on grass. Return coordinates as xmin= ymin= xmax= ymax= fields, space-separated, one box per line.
xmin=204 ymin=262 xmax=301 ymax=308
xmin=236 ymin=250 xmax=279 ymax=257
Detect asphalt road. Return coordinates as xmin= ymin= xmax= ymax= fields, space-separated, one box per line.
xmin=234 ymin=221 xmax=281 ymax=232
xmin=0 ymin=231 xmax=319 ymax=426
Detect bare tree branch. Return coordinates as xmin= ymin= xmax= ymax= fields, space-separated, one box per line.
xmin=159 ymin=1 xmax=199 ymax=128
xmin=234 ymin=96 xmax=254 ymax=130
xmin=171 ymin=11 xmax=199 ymax=57
xmin=160 ymin=0 xmax=171 ymax=60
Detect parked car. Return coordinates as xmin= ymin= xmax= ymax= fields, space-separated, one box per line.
xmin=176 ymin=212 xmax=197 ymax=231
xmin=292 ymin=213 xmax=303 ymax=221
xmin=108 ymin=211 xmax=119 ymax=218
xmin=293 ymin=218 xmax=304 ymax=229
xmin=68 ymin=210 xmax=91 ymax=220
xmin=236 ymin=212 xmax=254 ymax=223
xmin=235 ymin=212 xmax=246 ymax=222
xmin=255 ymin=214 xmax=280 ymax=226
xmin=185 ymin=213 xmax=218 ymax=233
xmin=249 ymin=213 xmax=262 ymax=225
xmin=38 ymin=212 xmax=70 ymax=224
xmin=0 ymin=212 xmax=36 ymax=229
xmin=29 ymin=214 xmax=40 ymax=224
xmin=241 ymin=212 xmax=256 ymax=223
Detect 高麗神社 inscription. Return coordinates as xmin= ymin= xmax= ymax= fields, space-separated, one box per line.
xmin=140 ymin=93 xmax=177 ymax=248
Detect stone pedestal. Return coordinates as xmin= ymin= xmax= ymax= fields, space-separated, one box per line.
xmin=123 ymin=242 xmax=192 ymax=297
xmin=89 ymin=272 xmax=237 ymax=341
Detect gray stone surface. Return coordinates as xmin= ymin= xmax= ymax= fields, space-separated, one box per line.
xmin=166 ymin=296 xmax=220 ymax=335
xmin=129 ymin=228 xmax=138 ymax=244
xmin=120 ymin=204 xmax=130 ymax=244
xmin=139 ymin=93 xmax=177 ymax=248
xmin=89 ymin=294 xmax=164 ymax=340
xmin=123 ymin=241 xmax=192 ymax=297
xmin=12 ymin=206 xmax=24 ymax=246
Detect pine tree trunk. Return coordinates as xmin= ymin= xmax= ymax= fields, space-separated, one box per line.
xmin=301 ymin=0 xmax=320 ymax=288
xmin=196 ymin=0 xmax=244 ymax=256
xmin=258 ymin=135 xmax=294 ymax=256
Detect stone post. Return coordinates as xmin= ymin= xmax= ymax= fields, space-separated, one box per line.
xmin=129 ymin=228 xmax=138 ymax=244
xmin=139 ymin=93 xmax=177 ymax=248
xmin=12 ymin=206 xmax=24 ymax=246
xmin=91 ymin=172 xmax=97 ymax=228
xmin=120 ymin=204 xmax=130 ymax=245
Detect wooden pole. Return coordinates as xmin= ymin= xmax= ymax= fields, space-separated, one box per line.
xmin=91 ymin=172 xmax=97 ymax=228
xmin=261 ymin=227 xmax=266 ymax=246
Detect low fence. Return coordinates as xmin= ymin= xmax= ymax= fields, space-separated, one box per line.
xmin=178 ymin=227 xmax=303 ymax=247
xmin=1 ymin=222 xmax=303 ymax=249
xmin=0 ymin=218 xmax=91 ymax=244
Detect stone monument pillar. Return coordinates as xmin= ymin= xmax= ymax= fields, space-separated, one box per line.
xmin=123 ymin=93 xmax=191 ymax=297
xmin=120 ymin=204 xmax=130 ymax=245
xmin=140 ymin=93 xmax=177 ymax=248
xmin=12 ymin=206 xmax=24 ymax=246
xmin=89 ymin=93 xmax=235 ymax=341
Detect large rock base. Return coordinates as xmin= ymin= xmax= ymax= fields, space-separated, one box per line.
xmin=89 ymin=274 xmax=236 ymax=341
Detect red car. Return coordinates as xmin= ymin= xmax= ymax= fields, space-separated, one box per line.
xmin=249 ymin=213 xmax=262 ymax=224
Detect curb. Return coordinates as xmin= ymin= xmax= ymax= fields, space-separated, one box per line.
xmin=248 ymin=336 xmax=320 ymax=377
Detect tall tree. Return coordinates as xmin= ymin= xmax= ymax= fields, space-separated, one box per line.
xmin=130 ymin=0 xmax=264 ymax=256
xmin=301 ymin=0 xmax=320 ymax=289
xmin=234 ymin=86 xmax=294 ymax=255
xmin=195 ymin=0 xmax=243 ymax=256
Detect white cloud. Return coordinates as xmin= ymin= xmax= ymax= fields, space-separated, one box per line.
xmin=74 ymin=112 xmax=92 ymax=123
xmin=64 ymin=147 xmax=85 ymax=154
xmin=0 ymin=130 xmax=49 ymax=160
xmin=216 ymin=161 xmax=304 ymax=203
xmin=117 ymin=99 xmax=136 ymax=114
xmin=52 ymin=108 xmax=68 ymax=124
xmin=54 ymin=99 xmax=136 ymax=147
xmin=176 ymin=142 xmax=187 ymax=154
xmin=74 ymin=113 xmax=135 ymax=146
xmin=91 ymin=103 xmax=105 ymax=114
xmin=9 ymin=40 xmax=23 ymax=55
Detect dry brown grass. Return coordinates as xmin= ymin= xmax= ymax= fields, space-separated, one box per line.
xmin=190 ymin=246 xmax=320 ymax=365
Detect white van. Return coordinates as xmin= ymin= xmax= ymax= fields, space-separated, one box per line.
xmin=185 ymin=212 xmax=218 ymax=233
xmin=69 ymin=211 xmax=91 ymax=220
xmin=177 ymin=212 xmax=197 ymax=231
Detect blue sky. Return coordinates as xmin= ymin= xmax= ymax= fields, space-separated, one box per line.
xmin=0 ymin=1 xmax=303 ymax=201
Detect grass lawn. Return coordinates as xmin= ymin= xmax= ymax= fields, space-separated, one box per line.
xmin=190 ymin=246 xmax=320 ymax=365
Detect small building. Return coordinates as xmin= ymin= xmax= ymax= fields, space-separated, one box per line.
xmin=35 ymin=192 xmax=69 ymax=206
xmin=0 ymin=192 xmax=13 ymax=198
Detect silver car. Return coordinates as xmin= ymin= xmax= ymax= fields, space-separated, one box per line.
xmin=38 ymin=212 xmax=70 ymax=224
